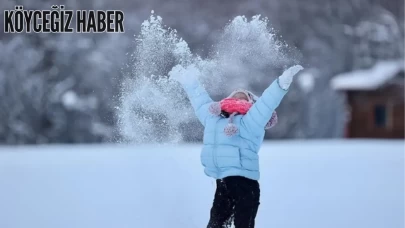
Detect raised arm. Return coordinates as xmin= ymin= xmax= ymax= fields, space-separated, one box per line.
xmin=169 ymin=64 xmax=214 ymax=126
xmin=241 ymin=65 xmax=303 ymax=135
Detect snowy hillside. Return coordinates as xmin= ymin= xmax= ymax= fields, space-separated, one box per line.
xmin=0 ymin=140 xmax=403 ymax=228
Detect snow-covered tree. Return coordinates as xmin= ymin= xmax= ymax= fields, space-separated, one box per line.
xmin=351 ymin=6 xmax=404 ymax=68
xmin=0 ymin=0 xmax=131 ymax=144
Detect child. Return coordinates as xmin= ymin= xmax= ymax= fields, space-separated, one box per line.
xmin=169 ymin=64 xmax=303 ymax=228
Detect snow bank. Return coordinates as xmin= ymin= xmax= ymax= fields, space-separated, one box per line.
xmin=0 ymin=140 xmax=403 ymax=228
xmin=331 ymin=60 xmax=404 ymax=90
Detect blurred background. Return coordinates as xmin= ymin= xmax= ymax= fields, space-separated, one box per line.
xmin=0 ymin=0 xmax=403 ymax=144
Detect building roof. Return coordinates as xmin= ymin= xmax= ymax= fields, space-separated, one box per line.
xmin=331 ymin=60 xmax=404 ymax=91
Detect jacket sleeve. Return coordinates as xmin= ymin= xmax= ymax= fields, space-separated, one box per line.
xmin=180 ymin=78 xmax=214 ymax=127
xmin=241 ymin=79 xmax=288 ymax=135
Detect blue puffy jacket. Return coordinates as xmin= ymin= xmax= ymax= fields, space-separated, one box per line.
xmin=181 ymin=78 xmax=288 ymax=180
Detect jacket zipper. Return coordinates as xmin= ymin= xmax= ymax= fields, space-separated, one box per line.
xmin=213 ymin=119 xmax=219 ymax=173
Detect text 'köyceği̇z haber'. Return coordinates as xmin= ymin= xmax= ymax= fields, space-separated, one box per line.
xmin=4 ymin=5 xmax=125 ymax=33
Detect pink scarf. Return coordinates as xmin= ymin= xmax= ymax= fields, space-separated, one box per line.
xmin=220 ymin=98 xmax=252 ymax=114
xmin=209 ymin=98 xmax=278 ymax=136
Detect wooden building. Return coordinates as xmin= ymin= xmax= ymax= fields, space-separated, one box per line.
xmin=331 ymin=60 xmax=404 ymax=139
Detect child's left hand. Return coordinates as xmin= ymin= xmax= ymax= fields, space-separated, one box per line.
xmin=169 ymin=64 xmax=201 ymax=85
xmin=278 ymin=65 xmax=304 ymax=90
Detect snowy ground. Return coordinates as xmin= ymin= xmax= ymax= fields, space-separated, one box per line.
xmin=0 ymin=140 xmax=403 ymax=228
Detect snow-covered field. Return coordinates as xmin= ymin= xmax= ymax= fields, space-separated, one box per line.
xmin=0 ymin=140 xmax=403 ymax=228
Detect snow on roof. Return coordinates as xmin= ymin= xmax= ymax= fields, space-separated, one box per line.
xmin=331 ymin=60 xmax=404 ymax=90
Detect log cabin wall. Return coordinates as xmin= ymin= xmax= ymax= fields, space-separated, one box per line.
xmin=346 ymin=84 xmax=404 ymax=138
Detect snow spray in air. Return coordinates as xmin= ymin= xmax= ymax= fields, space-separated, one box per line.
xmin=117 ymin=13 xmax=300 ymax=144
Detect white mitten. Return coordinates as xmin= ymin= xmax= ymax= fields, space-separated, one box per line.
xmin=169 ymin=64 xmax=200 ymax=86
xmin=278 ymin=65 xmax=304 ymax=90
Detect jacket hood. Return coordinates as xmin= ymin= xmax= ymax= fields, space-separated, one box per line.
xmin=227 ymin=89 xmax=259 ymax=104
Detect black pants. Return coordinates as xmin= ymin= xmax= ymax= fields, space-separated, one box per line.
xmin=207 ymin=176 xmax=260 ymax=228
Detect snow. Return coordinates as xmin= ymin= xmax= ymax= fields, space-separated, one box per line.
xmin=297 ymin=70 xmax=316 ymax=93
xmin=354 ymin=10 xmax=401 ymax=42
xmin=356 ymin=21 xmax=391 ymax=42
xmin=0 ymin=140 xmax=403 ymax=228
xmin=62 ymin=91 xmax=99 ymax=111
xmin=62 ymin=90 xmax=79 ymax=109
xmin=118 ymin=14 xmax=195 ymax=144
xmin=330 ymin=60 xmax=404 ymax=90
xmin=118 ymin=14 xmax=299 ymax=144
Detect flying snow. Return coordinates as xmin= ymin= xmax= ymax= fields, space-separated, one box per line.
xmin=117 ymin=13 xmax=300 ymax=144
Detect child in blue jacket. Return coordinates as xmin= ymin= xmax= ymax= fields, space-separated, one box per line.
xmin=169 ymin=64 xmax=303 ymax=228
